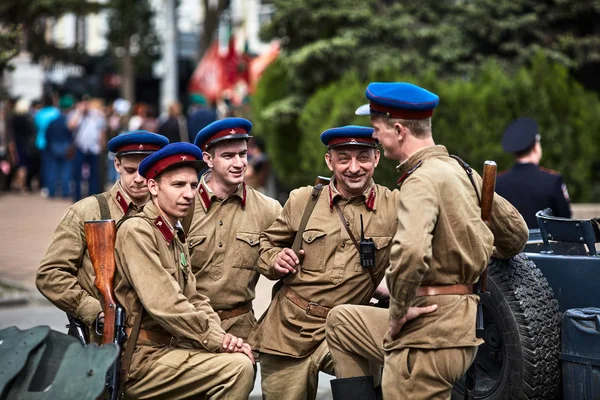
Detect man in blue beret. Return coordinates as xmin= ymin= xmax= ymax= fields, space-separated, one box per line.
xmin=112 ymin=143 xmax=255 ymax=399
xmin=248 ymin=125 xmax=399 ymax=400
xmin=324 ymin=82 xmax=529 ymax=399
xmin=187 ymin=117 xmax=281 ymax=343
xmin=37 ymin=131 xmax=169 ymax=343
xmin=496 ymin=117 xmax=571 ymax=228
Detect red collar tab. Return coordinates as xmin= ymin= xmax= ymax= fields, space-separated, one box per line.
xmin=328 ymin=183 xmax=376 ymax=211
xmin=203 ymin=127 xmax=248 ymax=151
xmin=241 ymin=182 xmax=247 ymax=209
xmin=154 ymin=216 xmax=175 ymax=244
xmin=198 ymin=183 xmax=211 ymax=211
xmin=397 ymin=160 xmax=423 ymax=185
xmin=117 ymin=143 xmax=161 ymax=153
xmin=327 ymin=137 xmax=377 ymax=147
xmin=146 ymin=153 xmax=199 ymax=180
xmin=115 ymin=191 xmax=130 ymax=214
xmin=370 ymin=102 xmax=434 ymax=120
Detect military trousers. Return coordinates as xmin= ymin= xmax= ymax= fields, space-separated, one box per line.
xmin=124 ymin=348 xmax=254 ymax=400
xmin=326 ymin=304 xmax=478 ymax=400
xmin=259 ymin=340 xmax=335 ymax=400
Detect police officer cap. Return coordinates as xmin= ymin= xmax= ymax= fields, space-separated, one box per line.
xmin=108 ymin=131 xmax=169 ymax=156
xmin=501 ymin=117 xmax=539 ymax=153
xmin=320 ymin=125 xmax=377 ymax=149
xmin=355 ymin=82 xmax=439 ymax=120
xmin=194 ymin=117 xmax=253 ymax=152
xmin=138 ymin=142 xmax=205 ymax=180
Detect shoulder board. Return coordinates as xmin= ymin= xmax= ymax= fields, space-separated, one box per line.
xmin=539 ymin=166 xmax=559 ymax=176
xmin=397 ymin=160 xmax=423 ymax=185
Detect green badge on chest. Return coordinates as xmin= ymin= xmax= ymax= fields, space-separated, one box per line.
xmin=180 ymin=252 xmax=187 ymax=267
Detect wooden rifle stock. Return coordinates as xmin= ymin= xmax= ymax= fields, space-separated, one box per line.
xmin=479 ymin=161 xmax=497 ymax=297
xmin=85 ymin=219 xmax=117 ymax=345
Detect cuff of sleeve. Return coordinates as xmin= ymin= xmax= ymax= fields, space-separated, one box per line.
xmin=198 ymin=322 xmax=225 ymax=353
xmin=75 ymin=296 xmax=103 ymax=327
xmin=389 ymin=298 xmax=407 ymax=320
xmin=259 ymin=254 xmax=282 ymax=281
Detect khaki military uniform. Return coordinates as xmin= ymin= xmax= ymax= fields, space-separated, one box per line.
xmin=114 ymin=201 xmax=254 ymax=399
xmin=188 ymin=173 xmax=281 ymax=339
xmin=325 ymin=145 xmax=529 ymax=399
xmin=248 ymin=180 xmax=398 ymax=400
xmin=37 ymin=182 xmax=144 ymax=328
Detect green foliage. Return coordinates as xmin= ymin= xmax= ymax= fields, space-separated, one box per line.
xmin=282 ymin=55 xmax=600 ymax=202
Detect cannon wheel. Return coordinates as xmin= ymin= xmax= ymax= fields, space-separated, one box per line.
xmin=452 ymin=253 xmax=561 ymax=399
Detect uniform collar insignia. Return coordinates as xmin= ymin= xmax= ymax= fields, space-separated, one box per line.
xmin=328 ymin=179 xmax=377 ymax=211
xmin=154 ymin=215 xmax=175 ymax=244
xmin=198 ymin=173 xmax=246 ymax=211
xmin=397 ymin=160 xmax=423 ymax=185
xmin=115 ymin=190 xmax=130 ymax=214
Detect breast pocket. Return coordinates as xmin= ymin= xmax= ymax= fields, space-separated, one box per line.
xmin=233 ymin=232 xmax=260 ymax=270
xmin=301 ymin=229 xmax=327 ymax=272
xmin=188 ymin=235 xmax=208 ymax=274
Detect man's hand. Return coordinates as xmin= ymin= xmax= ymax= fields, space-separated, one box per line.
xmin=273 ymin=248 xmax=304 ymax=277
xmin=388 ymin=304 xmax=438 ymax=339
xmin=221 ymin=333 xmax=255 ymax=364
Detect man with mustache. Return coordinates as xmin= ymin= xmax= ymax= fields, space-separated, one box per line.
xmin=188 ymin=117 xmax=282 ymax=341
xmin=37 ymin=131 xmax=168 ymax=340
xmin=248 ymin=126 xmax=400 ymax=400
xmin=113 ymin=143 xmax=255 ymax=399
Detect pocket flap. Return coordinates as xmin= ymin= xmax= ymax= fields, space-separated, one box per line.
xmin=302 ymin=229 xmax=326 ymax=244
xmin=188 ymin=235 xmax=207 ymax=249
xmin=236 ymin=232 xmax=260 ymax=246
xmin=372 ymin=236 xmax=392 ymax=250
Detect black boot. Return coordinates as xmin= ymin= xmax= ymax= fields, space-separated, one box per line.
xmin=330 ymin=376 xmax=378 ymax=400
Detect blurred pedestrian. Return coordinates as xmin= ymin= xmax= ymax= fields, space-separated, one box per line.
xmin=106 ymin=99 xmax=131 ymax=185
xmin=0 ymin=99 xmax=18 ymax=192
xmin=158 ymin=101 xmax=189 ymax=143
xmin=34 ymin=93 xmax=60 ymax=196
xmin=496 ymin=117 xmax=572 ymax=228
xmin=128 ymin=103 xmax=157 ymax=132
xmin=245 ymin=137 xmax=275 ymax=197
xmin=68 ymin=96 xmax=106 ymax=202
xmin=187 ymin=94 xmax=217 ymax=140
xmin=11 ymin=98 xmax=36 ymax=193
xmin=45 ymin=95 xmax=75 ymax=198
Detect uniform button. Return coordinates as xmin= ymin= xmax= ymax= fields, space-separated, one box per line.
xmin=249 ymin=239 xmax=253 ymax=244
xmin=203 ymin=340 xmax=208 ymax=344
xmin=219 ymin=221 xmax=223 ymax=226
xmin=341 ymin=242 xmax=345 ymax=248
xmin=218 ymin=242 xmax=223 ymax=247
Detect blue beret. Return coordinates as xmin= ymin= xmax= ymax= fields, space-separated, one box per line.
xmin=320 ymin=125 xmax=377 ymax=149
xmin=355 ymin=82 xmax=439 ymax=119
xmin=138 ymin=142 xmax=204 ymax=180
xmin=194 ymin=117 xmax=253 ymax=151
xmin=108 ymin=131 xmax=169 ymax=156
xmin=502 ymin=117 xmax=539 ymax=153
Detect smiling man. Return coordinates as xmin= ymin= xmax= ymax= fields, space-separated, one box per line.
xmin=248 ymin=126 xmax=399 ymax=400
xmin=37 ymin=131 xmax=168 ymax=340
xmin=188 ymin=118 xmax=281 ymax=341
xmin=114 ymin=142 xmax=255 ymax=399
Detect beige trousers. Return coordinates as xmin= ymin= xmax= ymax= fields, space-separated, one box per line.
xmin=124 ymin=348 xmax=254 ymax=400
xmin=326 ymin=304 xmax=478 ymax=399
xmin=259 ymin=340 xmax=335 ymax=400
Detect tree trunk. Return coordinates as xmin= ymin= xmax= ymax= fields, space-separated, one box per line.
xmin=197 ymin=0 xmax=228 ymax=62
xmin=121 ymin=35 xmax=135 ymax=105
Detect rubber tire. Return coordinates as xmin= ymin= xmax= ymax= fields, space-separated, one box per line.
xmin=452 ymin=253 xmax=561 ymax=399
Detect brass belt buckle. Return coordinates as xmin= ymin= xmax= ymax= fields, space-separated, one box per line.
xmin=306 ymin=302 xmax=319 ymax=315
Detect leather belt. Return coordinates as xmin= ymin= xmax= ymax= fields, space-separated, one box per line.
xmin=125 ymin=327 xmax=175 ymax=346
xmin=215 ymin=302 xmax=253 ymax=320
xmin=281 ymin=285 xmax=331 ymax=318
xmin=416 ymin=284 xmax=473 ymax=297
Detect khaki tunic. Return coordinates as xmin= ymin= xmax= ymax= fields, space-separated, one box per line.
xmin=249 ymin=180 xmax=398 ymax=358
xmin=384 ymin=145 xmax=529 ymax=352
xmin=188 ymin=174 xmax=281 ymax=338
xmin=37 ymin=182 xmax=143 ymax=327
xmin=113 ymin=201 xmax=227 ymax=383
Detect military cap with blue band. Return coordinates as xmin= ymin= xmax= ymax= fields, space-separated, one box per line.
xmin=355 ymin=82 xmax=440 ymax=119
xmin=138 ymin=142 xmax=205 ymax=180
xmin=194 ymin=117 xmax=253 ymax=152
xmin=107 ymin=131 xmax=169 ymax=156
xmin=320 ymin=125 xmax=377 ymax=149
xmin=501 ymin=117 xmax=539 ymax=153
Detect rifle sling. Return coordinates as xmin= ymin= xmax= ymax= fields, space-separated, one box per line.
xmin=120 ymin=308 xmax=144 ymax=386
xmin=291 ymin=184 xmax=325 ymax=257
xmin=334 ymin=203 xmax=378 ymax=289
xmin=94 ymin=194 xmax=111 ymax=220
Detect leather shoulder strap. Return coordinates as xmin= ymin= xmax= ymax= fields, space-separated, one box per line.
xmin=291 ymin=184 xmax=325 ymax=257
xmin=450 ymin=155 xmax=481 ymax=204
xmin=120 ymin=308 xmax=143 ymax=383
xmin=94 ymin=194 xmax=111 ymax=220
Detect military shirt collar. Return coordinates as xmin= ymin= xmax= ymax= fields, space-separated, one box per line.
xmin=145 ymin=201 xmax=186 ymax=245
xmin=328 ymin=177 xmax=377 ymax=212
xmin=396 ymin=145 xmax=448 ymax=185
xmin=197 ymin=171 xmax=247 ymax=212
